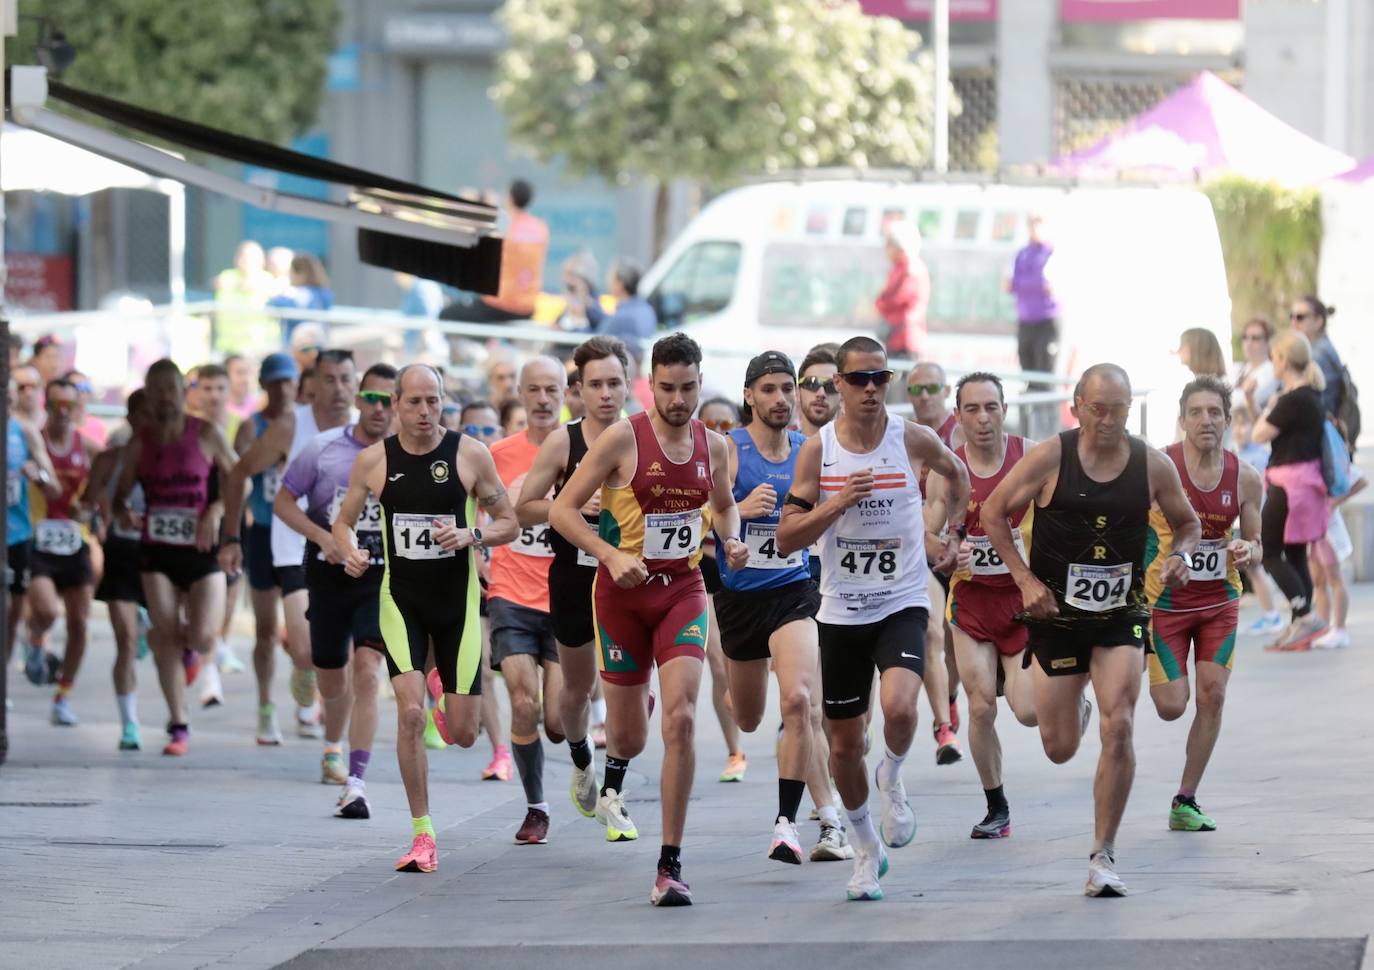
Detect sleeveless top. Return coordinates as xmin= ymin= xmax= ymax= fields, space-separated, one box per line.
xmin=378 ymin=430 xmax=477 ymax=609
xmin=718 ymin=427 xmax=810 ymax=592
xmin=488 ymin=430 xmax=553 ymax=612
xmin=7 ymin=418 xmax=32 ymax=546
xmin=247 ymin=412 xmax=283 ymax=528
xmin=948 ymin=435 xmax=1032 ymax=594
xmin=1028 ymin=429 xmax=1150 ymax=625
xmin=1145 ymin=442 xmax=1242 ymax=612
xmin=598 ymin=411 xmax=713 ymax=579
xmin=138 ymin=416 xmax=213 ymax=548
xmin=816 ymin=413 xmax=928 ymax=624
xmin=918 ymin=411 xmax=957 ymax=499
xmin=31 ymin=429 xmax=91 ymax=556
xmin=270 ymin=403 xmax=318 ymax=568
xmin=550 ymin=420 xmax=600 ymax=575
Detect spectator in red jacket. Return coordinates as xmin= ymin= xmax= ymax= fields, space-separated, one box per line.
xmin=874 ymin=221 xmax=930 ymax=360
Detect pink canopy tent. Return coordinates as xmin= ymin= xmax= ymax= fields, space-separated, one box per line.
xmin=1053 ymin=71 xmax=1354 ymax=186
xmin=1334 ymin=156 xmax=1374 ymax=184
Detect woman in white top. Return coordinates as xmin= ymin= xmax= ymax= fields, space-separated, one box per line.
xmin=1232 ymin=317 xmax=1281 ymax=416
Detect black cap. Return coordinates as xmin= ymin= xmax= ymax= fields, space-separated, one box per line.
xmin=744 ymin=350 xmax=796 ymax=387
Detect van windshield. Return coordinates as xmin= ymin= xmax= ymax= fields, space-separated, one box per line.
xmin=651 ymin=241 xmax=742 ymax=322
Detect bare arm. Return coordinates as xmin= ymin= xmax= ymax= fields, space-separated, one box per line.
xmin=982 ymin=436 xmax=1061 ymax=617
xmin=111 ymin=434 xmax=144 ymax=532
xmin=909 ymin=422 xmax=970 ymax=572
xmin=514 ymin=428 xmax=568 ymax=529
xmin=464 ymin=437 xmax=519 ymax=549
xmin=707 ymin=432 xmax=748 ymax=571
xmin=22 ymin=424 xmax=61 ymax=500
xmin=776 ymin=435 xmax=865 ymax=557
xmin=223 ymin=416 xmax=292 ymax=540
xmin=1231 ymin=461 xmax=1264 ymax=569
xmin=1150 ymin=447 xmax=1201 ymax=588
xmin=273 ymin=487 xmax=331 ymax=549
xmin=549 ymin=420 xmax=647 ymax=588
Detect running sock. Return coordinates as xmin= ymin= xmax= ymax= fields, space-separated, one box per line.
xmin=846 ymin=805 xmax=880 ymax=853
xmin=602 ymin=755 xmax=629 ymax=797
xmin=568 ymin=736 xmax=593 ymax=771
xmin=590 ymin=697 xmax=607 ymax=724
xmin=658 ymin=844 xmax=681 ymax=872
xmin=511 ymin=739 xmax=545 ymax=805
xmin=412 ymin=815 xmax=435 ymax=839
xmin=54 ymin=678 xmax=73 ymax=700
xmin=1092 ymin=837 xmax=1116 ymax=860
xmin=876 ymin=745 xmax=907 ymax=788
xmin=778 ymin=778 xmax=806 ymax=824
xmin=116 ymin=692 xmax=137 ymax=726
xmin=530 ymin=801 xmax=550 ymax=815
xmin=323 ymin=742 xmax=343 ymax=755
xmin=349 ymin=749 xmax=371 ymax=781
xmin=817 ymin=804 xmax=841 ymax=829
xmin=985 ymin=785 xmax=1008 ymax=815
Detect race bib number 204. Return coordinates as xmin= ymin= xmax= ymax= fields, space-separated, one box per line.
xmin=1065 ymin=562 xmax=1131 ymax=613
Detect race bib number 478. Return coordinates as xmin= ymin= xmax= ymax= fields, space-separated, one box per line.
xmin=835 ymin=536 xmax=902 ymax=585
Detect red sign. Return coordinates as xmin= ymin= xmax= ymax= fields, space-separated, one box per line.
xmin=4 ymin=253 xmax=73 ymax=313
xmin=860 ymin=0 xmax=997 ymax=22
xmin=1061 ymin=0 xmax=1239 ymax=21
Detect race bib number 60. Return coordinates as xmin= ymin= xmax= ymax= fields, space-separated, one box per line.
xmin=392 ymin=513 xmax=457 ymax=560
xmin=643 ymin=510 xmax=702 ymax=561
xmin=1065 ymin=562 xmax=1131 ymax=613
xmin=1186 ymin=538 xmax=1228 ymax=582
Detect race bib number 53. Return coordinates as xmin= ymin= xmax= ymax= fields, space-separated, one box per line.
xmin=392 ymin=513 xmax=457 ymax=560
xmin=1065 ymin=562 xmax=1131 ymax=613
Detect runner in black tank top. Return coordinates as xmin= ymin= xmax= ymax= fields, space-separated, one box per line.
xmin=332 ymin=364 xmax=519 ymax=876
xmin=547 ymin=420 xmax=598 ymax=645
xmin=979 ymin=363 xmax=1200 ymax=900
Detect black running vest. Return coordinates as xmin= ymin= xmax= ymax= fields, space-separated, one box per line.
xmin=548 ymin=419 xmax=598 ymax=575
xmin=379 ymin=430 xmax=474 ymax=601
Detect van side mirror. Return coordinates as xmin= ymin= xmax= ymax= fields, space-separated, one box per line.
xmin=654 ymin=290 xmax=686 ymax=329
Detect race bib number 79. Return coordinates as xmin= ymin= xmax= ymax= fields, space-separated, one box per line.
xmin=643 ymin=510 xmax=702 ymax=561
xmin=392 ymin=513 xmax=457 ymax=560
xmin=1065 ymin=562 xmax=1131 ymax=613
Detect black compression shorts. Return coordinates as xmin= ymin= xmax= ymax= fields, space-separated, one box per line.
xmin=818 ymin=606 xmax=928 ymax=720
xmin=714 ymin=578 xmax=820 ymax=663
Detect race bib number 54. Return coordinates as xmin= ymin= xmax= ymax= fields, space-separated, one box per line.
xmin=392 ymin=513 xmax=457 ymax=560
xmin=1065 ymin=562 xmax=1131 ymax=613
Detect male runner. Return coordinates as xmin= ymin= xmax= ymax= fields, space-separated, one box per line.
xmin=981 ymin=362 xmax=1200 ymax=897
xmin=113 ymin=359 xmax=238 ymax=756
xmin=930 ymin=373 xmax=1040 ymax=839
xmin=907 ymin=360 xmax=962 ymax=765
xmin=13 ymin=363 xmax=44 ymax=426
xmin=275 ymin=363 xmax=396 ymax=810
xmin=797 ymin=346 xmax=840 ymax=440
xmin=1145 ymin=376 xmax=1261 ymax=833
xmin=515 ymin=336 xmax=629 ymax=825
xmin=25 ymin=378 xmax=99 ymax=727
xmin=486 ymin=357 xmax=568 ymax=845
xmin=333 ymin=364 xmax=517 ymax=873
xmin=222 ymin=349 xmax=357 ymax=742
xmin=9 ymin=379 xmax=60 ymax=683
xmin=778 ymin=336 xmax=969 ymax=902
xmin=226 ymin=353 xmax=298 ymax=744
xmin=549 ymin=332 xmax=749 ymax=907
xmin=715 ymin=350 xmax=851 ymax=864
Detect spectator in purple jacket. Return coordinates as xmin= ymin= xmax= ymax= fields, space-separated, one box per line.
xmin=1007 ymin=213 xmax=1060 ymax=435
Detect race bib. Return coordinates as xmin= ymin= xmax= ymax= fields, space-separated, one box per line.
xmin=835 ymin=536 xmax=903 ymax=585
xmin=392 ymin=513 xmax=457 ymax=560
xmin=1185 ymin=538 xmax=1228 ymax=582
xmin=35 ymin=519 xmax=82 ymax=556
xmin=967 ymin=532 xmax=1025 ymax=577
xmin=576 ymin=518 xmax=599 ymax=568
xmin=744 ymin=521 xmax=801 ymax=570
xmin=514 ymin=524 xmax=555 ymax=559
xmin=1065 ymin=562 xmax=1131 ymax=613
xmin=112 ymin=517 xmax=142 ymax=541
xmin=323 ymin=487 xmax=383 ymax=563
xmin=147 ymin=507 xmax=198 ymax=547
xmin=260 ymin=465 xmax=282 ymax=504
xmin=643 ymin=510 xmax=702 ymax=561
xmin=6 ymin=474 xmax=21 ymax=507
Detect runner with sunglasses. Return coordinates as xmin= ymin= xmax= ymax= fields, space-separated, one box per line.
xmin=273 ymin=365 xmax=397 ymax=819
xmin=222 ymin=349 xmax=358 ymax=757
xmin=778 ymin=336 xmax=969 ymax=902
xmin=981 ymin=362 xmax=1200 ymax=897
xmin=797 ymin=348 xmax=840 ymax=440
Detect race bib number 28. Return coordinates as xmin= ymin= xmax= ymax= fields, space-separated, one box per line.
xmin=967 ymin=532 xmax=1024 ymax=577
xmin=1065 ymin=562 xmax=1131 ymax=613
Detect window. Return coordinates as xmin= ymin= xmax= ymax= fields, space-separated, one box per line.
xmin=918 ymin=209 xmax=943 ymax=240
xmin=651 ymin=242 xmax=742 ymax=321
xmin=954 ymin=209 xmax=981 ymax=241
xmin=842 ymin=207 xmax=868 ymax=237
xmin=991 ymin=210 xmax=1019 ymax=242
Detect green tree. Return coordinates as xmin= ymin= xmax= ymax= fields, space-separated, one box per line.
xmin=6 ymin=0 xmax=338 ymax=143
xmin=494 ymin=0 xmax=935 ymax=254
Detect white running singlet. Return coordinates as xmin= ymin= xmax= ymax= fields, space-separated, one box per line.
xmin=270 ymin=403 xmax=319 ymax=569
xmin=816 ymin=412 xmax=929 ymax=624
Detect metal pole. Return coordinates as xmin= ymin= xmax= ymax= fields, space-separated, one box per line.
xmin=0 ymin=0 xmax=15 ymax=768
xmin=1324 ymin=0 xmax=1350 ymax=152
xmin=932 ymin=0 xmax=950 ymax=173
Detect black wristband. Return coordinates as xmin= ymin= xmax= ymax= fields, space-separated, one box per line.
xmin=221 ymin=534 xmax=242 ymax=546
xmin=783 ymin=492 xmax=814 ymax=512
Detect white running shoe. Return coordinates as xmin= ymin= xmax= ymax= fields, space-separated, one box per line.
xmin=296 ymin=702 xmax=322 ymax=739
xmin=256 ymin=705 xmax=283 ymax=746
xmin=846 ymin=843 xmax=888 ymax=901
xmin=336 ymin=780 xmax=370 ymax=819
xmin=875 ymin=765 xmax=916 ymax=848
xmin=1312 ymin=627 xmax=1350 ymax=650
xmin=594 ymin=788 xmax=638 ymax=842
xmin=289 ymin=668 xmax=317 ymax=708
xmin=570 ymin=762 xmax=599 ymax=818
xmin=50 ymin=696 xmax=79 ymax=726
xmin=199 ymin=662 xmax=224 ymax=708
xmin=1080 ymin=696 xmax=1093 ymax=738
xmin=768 ymin=816 xmax=803 ymax=865
xmin=811 ymin=822 xmax=855 ymax=861
xmin=218 ymin=643 xmax=246 ymax=674
xmin=1085 ymin=851 xmax=1127 ymax=897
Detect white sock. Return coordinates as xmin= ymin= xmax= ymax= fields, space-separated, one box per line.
xmin=347 ymin=775 xmax=365 ymax=789
xmin=215 ymin=638 xmax=228 ymax=663
xmin=530 ymin=801 xmax=550 ymax=814
xmin=818 ymin=804 xmax=840 ymax=828
xmin=846 ymin=804 xmax=880 ymax=852
xmin=591 ymin=698 xmax=607 ymax=723
xmin=116 ymin=692 xmax=137 ymax=726
xmin=877 ymin=745 xmax=906 ymax=788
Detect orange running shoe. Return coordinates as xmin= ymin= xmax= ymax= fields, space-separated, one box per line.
xmin=483 ymin=744 xmax=513 ymax=781
xmin=934 ymin=723 xmax=962 ymax=765
xmin=162 ymin=726 xmax=189 ymax=757
xmin=719 ymin=751 xmax=747 ymax=782
xmin=395 ymin=833 xmax=437 ymax=873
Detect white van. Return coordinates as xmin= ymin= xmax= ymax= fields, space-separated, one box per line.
xmin=641 ymin=178 xmax=1232 ymax=444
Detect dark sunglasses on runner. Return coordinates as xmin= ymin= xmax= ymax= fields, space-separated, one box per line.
xmin=838 ymin=369 xmax=894 ymax=388
xmin=798 ymin=376 xmax=837 ymax=394
xmin=464 ymin=424 xmax=499 ymax=437
xmin=359 ymin=390 xmax=393 ymax=407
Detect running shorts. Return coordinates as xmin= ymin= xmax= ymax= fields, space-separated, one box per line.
xmin=305 ymin=558 xmax=384 ymax=670
xmin=488 ymin=597 xmax=559 ymax=669
xmin=549 ymin=556 xmax=595 ymax=647
xmin=594 ymin=568 xmax=708 ymax=687
xmin=379 ymin=584 xmax=482 ymax=696
xmin=1026 ymin=614 xmax=1148 ymax=677
xmin=31 ymin=543 xmax=94 ymax=591
xmin=7 ymin=539 xmax=31 ymax=596
xmin=244 ymin=523 xmax=306 ymax=594
xmin=140 ymin=544 xmax=220 ymax=593
xmin=1147 ymin=601 xmax=1239 ymax=687
xmin=818 ymin=606 xmax=928 ymax=720
xmin=948 ymin=581 xmax=1028 ymax=657
xmin=714 ymin=578 xmax=820 ymax=663
xmin=96 ymin=536 xmax=144 ymax=604
xmin=699 ymin=553 xmax=723 ymax=595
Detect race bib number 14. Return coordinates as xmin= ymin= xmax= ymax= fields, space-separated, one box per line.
xmin=392 ymin=513 xmax=457 ymax=560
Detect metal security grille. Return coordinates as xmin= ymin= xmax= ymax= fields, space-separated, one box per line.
xmin=951 ymin=69 xmax=997 ymax=172
xmin=1053 ymin=75 xmax=1186 ymax=157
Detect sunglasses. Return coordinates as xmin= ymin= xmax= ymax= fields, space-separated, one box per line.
xmin=72 ymin=381 xmax=93 ymax=395
xmin=838 ymin=370 xmax=894 ymax=388
xmin=907 ymin=382 xmax=943 ymax=396
xmin=1289 ymin=311 xmax=1312 ymax=322
xmin=798 ymin=376 xmax=837 ymax=394
xmin=464 ymin=424 xmax=499 ymax=437
xmin=1079 ymin=401 xmax=1131 ymax=420
xmin=703 ymin=419 xmax=737 ymax=432
xmin=48 ymin=400 xmax=76 ymax=414
xmin=359 ymin=390 xmax=393 ymax=407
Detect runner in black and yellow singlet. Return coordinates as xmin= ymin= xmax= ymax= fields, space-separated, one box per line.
xmin=333 ymin=364 xmax=518 ymax=876
xmin=981 ymin=363 xmax=1201 ymax=899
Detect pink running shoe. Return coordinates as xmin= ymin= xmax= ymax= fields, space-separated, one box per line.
xmin=395 ymin=833 xmax=438 ymax=873
xmin=425 ymin=669 xmax=455 ymax=745
xmin=182 ymin=649 xmax=201 ymax=687
xmin=483 ymin=745 xmax=513 ymax=781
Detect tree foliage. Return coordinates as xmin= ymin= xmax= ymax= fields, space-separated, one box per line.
xmin=493 ymin=0 xmax=935 ymax=187
xmin=5 ymin=0 xmax=338 ymax=144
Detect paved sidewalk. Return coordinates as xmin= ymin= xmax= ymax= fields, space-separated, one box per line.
xmin=0 ymin=595 xmax=1371 ymax=970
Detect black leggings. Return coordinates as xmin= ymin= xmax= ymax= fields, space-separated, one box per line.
xmin=1261 ymin=483 xmax=1313 ymax=618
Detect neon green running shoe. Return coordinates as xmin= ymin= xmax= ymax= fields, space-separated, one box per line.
xmin=1169 ymin=796 xmax=1216 ymax=832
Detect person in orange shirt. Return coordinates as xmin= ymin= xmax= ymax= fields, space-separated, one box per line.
xmin=487 ymin=356 xmax=567 ymax=845
xmin=443 ymin=179 xmax=549 ymax=324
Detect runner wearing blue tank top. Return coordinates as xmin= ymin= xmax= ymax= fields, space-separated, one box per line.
xmin=778 ymin=336 xmax=969 ymax=903
xmin=5 ymin=388 xmax=60 ymax=683
xmin=715 ymin=352 xmax=850 ymax=868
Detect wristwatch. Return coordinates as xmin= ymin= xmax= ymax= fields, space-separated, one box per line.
xmin=953 ymin=524 xmax=968 ymax=541
xmin=471 ymin=527 xmax=485 ymax=548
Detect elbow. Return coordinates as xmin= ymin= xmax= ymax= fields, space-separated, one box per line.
xmin=514 ymin=503 xmax=537 ymax=529
xmin=775 ymin=528 xmax=798 ymax=558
